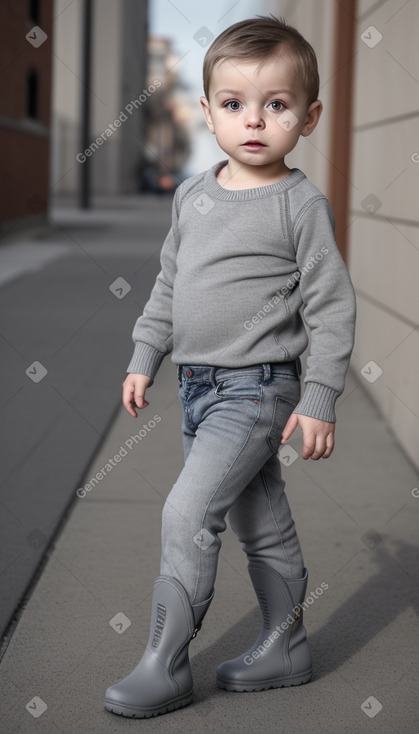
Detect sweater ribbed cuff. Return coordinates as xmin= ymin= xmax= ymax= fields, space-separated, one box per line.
xmin=293 ymin=382 xmax=340 ymax=423
xmin=127 ymin=342 xmax=166 ymax=384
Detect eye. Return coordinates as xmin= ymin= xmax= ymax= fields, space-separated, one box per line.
xmin=269 ymin=100 xmax=286 ymax=112
xmin=224 ymin=100 xmax=241 ymax=111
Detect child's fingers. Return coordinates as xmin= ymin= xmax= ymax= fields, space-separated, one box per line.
xmin=303 ymin=427 xmax=335 ymax=460
xmin=122 ymin=374 xmax=151 ymax=416
xmin=122 ymin=382 xmax=138 ymax=417
xmin=322 ymin=431 xmax=335 ymax=459
xmin=302 ymin=431 xmax=317 ymax=459
xmin=280 ymin=413 xmax=298 ymax=443
xmin=134 ymin=394 xmax=149 ymax=409
xmin=124 ymin=400 xmax=138 ymax=417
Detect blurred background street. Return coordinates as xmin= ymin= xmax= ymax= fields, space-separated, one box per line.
xmin=0 ymin=1 xmax=418 ymax=732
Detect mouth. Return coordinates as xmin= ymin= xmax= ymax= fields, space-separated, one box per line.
xmin=242 ymin=140 xmax=267 ymax=150
xmin=243 ymin=138 xmax=266 ymax=148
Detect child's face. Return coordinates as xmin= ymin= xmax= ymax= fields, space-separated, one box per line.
xmin=200 ymin=53 xmax=322 ymax=170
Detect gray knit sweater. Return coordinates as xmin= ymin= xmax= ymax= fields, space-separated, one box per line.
xmin=127 ymin=160 xmax=356 ymax=423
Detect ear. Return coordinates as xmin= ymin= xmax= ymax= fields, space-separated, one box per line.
xmin=300 ymin=100 xmax=323 ymax=137
xmin=200 ymin=96 xmax=215 ymax=134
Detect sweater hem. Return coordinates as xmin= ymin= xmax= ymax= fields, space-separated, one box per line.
xmin=127 ymin=342 xmax=167 ymax=384
xmin=293 ymin=382 xmax=340 ymax=423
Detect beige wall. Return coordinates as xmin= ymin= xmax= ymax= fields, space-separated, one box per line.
xmin=348 ymin=0 xmax=419 ymax=469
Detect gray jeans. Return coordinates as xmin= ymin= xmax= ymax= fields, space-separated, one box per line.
xmin=160 ymin=362 xmax=305 ymax=604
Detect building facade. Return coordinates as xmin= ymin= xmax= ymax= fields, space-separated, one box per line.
xmin=51 ymin=0 xmax=149 ymax=199
xmin=0 ymin=0 xmax=54 ymax=231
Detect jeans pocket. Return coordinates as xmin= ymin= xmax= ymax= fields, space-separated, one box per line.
xmin=267 ymin=394 xmax=299 ymax=453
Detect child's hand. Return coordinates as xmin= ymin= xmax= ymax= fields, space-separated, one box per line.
xmin=280 ymin=413 xmax=335 ymax=460
xmin=122 ymin=373 xmax=152 ymax=417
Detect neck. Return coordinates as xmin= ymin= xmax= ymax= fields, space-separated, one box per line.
xmin=217 ymin=159 xmax=291 ymax=190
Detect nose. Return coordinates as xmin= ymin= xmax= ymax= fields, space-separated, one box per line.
xmin=244 ymin=106 xmax=265 ymax=129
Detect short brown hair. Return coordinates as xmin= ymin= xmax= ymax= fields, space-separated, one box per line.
xmin=202 ymin=15 xmax=319 ymax=105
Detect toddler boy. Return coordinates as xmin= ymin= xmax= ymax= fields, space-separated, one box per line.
xmin=105 ymin=15 xmax=356 ymax=719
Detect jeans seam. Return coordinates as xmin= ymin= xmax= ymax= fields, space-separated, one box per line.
xmin=193 ymin=391 xmax=262 ymax=604
xmin=260 ymin=466 xmax=293 ymax=579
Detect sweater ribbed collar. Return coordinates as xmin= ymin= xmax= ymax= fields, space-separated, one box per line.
xmin=204 ymin=159 xmax=306 ymax=201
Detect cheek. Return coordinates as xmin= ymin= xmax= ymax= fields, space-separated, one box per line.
xmin=273 ymin=120 xmax=301 ymax=144
xmin=214 ymin=116 xmax=235 ymax=136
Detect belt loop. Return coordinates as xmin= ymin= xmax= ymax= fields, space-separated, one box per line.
xmin=296 ymin=357 xmax=302 ymax=377
xmin=176 ymin=365 xmax=182 ymax=383
xmin=262 ymin=363 xmax=271 ymax=383
xmin=210 ymin=367 xmax=217 ymax=386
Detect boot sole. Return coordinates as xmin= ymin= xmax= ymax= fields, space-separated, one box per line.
xmin=217 ymin=670 xmax=312 ymax=692
xmin=104 ymin=690 xmax=193 ymax=718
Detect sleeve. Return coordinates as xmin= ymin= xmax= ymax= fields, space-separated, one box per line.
xmin=292 ymin=196 xmax=357 ymax=423
xmin=126 ymin=185 xmax=182 ymax=382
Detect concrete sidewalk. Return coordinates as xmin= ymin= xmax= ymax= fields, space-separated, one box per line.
xmin=1 ymin=356 xmax=418 ymax=732
xmin=0 ymin=194 xmax=173 ymax=639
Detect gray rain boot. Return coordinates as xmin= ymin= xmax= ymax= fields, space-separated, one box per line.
xmin=216 ymin=561 xmax=312 ymax=691
xmin=105 ymin=575 xmax=213 ymax=718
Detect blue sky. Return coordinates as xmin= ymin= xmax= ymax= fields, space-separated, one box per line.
xmin=149 ymin=0 xmax=262 ymax=98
